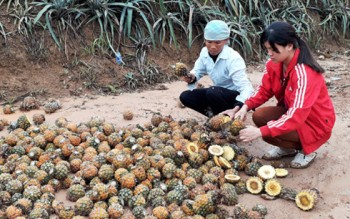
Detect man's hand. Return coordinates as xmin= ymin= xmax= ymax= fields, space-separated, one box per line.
xmin=182 ymin=73 xmax=196 ymax=84
xmin=238 ymin=125 xmax=262 ymax=142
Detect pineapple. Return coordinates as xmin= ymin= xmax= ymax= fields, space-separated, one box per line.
xmin=131 ymin=166 xmax=147 ymax=182
xmin=265 ymin=179 xmax=282 ymax=196
xmin=295 ymin=189 xmax=318 ymax=211
xmin=5 ymin=205 xmax=23 ymax=219
xmin=258 ymin=165 xmax=276 ymax=180
xmin=32 ymin=114 xmax=45 ymax=125
xmin=166 ymin=190 xmax=184 ymax=205
xmin=188 ymin=153 xmax=204 ymax=169
xmin=235 ymin=180 xmax=247 ymax=194
xmin=28 ymin=208 xmax=49 ymax=219
xmin=3 ymin=104 xmax=15 ymax=114
xmin=252 ymin=204 xmax=268 ymax=216
xmin=20 ymin=96 xmax=39 ymax=111
xmin=15 ymin=198 xmax=33 ymax=214
xmin=152 ymin=206 xmax=169 ymax=219
xmin=132 ymin=206 xmax=146 ymax=219
xmin=92 ymin=183 xmax=109 ymax=201
xmin=147 ymin=188 xmax=165 ymax=201
xmin=174 ymin=62 xmax=189 ymax=77
xmin=23 ymin=185 xmax=42 ymax=202
xmin=151 ymin=196 xmax=167 ymax=208
xmin=244 ymin=158 xmax=263 ymax=176
xmin=221 ymin=183 xmax=238 ymax=205
xmin=57 ymin=206 xmax=75 ymax=219
xmin=118 ymin=188 xmax=134 ymax=206
xmin=246 ymin=177 xmax=264 ymax=195
xmin=229 ymin=117 xmax=245 ymax=136
xmin=54 ymin=163 xmax=69 ymax=180
xmin=89 ymin=207 xmax=109 ymax=219
xmin=67 ymin=184 xmax=85 ymax=202
xmin=192 ymin=194 xmax=215 ymax=216
xmin=120 ymin=173 xmax=137 ymax=189
xmin=43 ymin=99 xmax=61 ymax=113
xmin=133 ymin=184 xmax=150 ymax=197
xmin=98 ymin=164 xmax=114 ymax=182
xmin=151 ymin=114 xmax=163 ymax=127
xmin=187 ymin=168 xmax=203 ymax=183
xmin=162 ymin=163 xmax=176 ymax=179
xmin=208 ymin=114 xmax=230 ymax=131
xmin=107 ymin=203 xmax=124 ymax=219
xmin=128 ymin=194 xmax=147 ymax=208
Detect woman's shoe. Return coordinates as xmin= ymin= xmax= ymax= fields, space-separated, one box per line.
xmin=290 ymin=152 xmax=317 ymax=169
xmin=262 ymin=147 xmax=298 ymax=160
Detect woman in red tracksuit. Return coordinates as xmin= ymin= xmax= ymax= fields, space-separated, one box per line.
xmin=224 ymin=21 xmax=335 ymax=168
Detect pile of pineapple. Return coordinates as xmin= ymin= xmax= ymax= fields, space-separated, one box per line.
xmin=0 ymin=113 xmax=317 ymax=219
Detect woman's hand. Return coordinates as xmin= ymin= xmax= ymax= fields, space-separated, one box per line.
xmin=221 ymin=106 xmax=240 ymax=119
xmin=234 ymin=104 xmax=248 ymax=121
xmin=238 ymin=126 xmax=262 ymax=142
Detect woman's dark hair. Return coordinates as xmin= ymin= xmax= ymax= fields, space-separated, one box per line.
xmin=260 ymin=21 xmax=324 ymax=73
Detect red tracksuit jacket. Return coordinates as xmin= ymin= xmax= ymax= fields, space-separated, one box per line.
xmin=245 ymin=49 xmax=335 ymax=154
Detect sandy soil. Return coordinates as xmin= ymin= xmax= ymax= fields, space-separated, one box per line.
xmin=1 ymin=55 xmax=350 ymax=219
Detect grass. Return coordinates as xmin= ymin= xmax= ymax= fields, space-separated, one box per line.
xmin=0 ymin=0 xmax=349 ymax=90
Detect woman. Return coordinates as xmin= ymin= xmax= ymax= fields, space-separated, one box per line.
xmin=180 ymin=20 xmax=254 ymax=117
xmin=225 ymin=21 xmax=335 ymax=168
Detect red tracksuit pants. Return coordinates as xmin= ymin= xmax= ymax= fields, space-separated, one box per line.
xmin=252 ymin=106 xmax=302 ymax=150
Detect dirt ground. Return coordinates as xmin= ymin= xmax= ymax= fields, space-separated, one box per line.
xmin=1 ymin=44 xmax=350 ymax=218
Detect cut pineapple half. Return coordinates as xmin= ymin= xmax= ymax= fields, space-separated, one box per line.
xmin=213 ymin=156 xmax=221 ymax=167
xmin=246 ymin=176 xmax=264 ymax=194
xmin=222 ymin=146 xmax=235 ymax=161
xmin=219 ymin=156 xmax=232 ymax=169
xmin=258 ymin=165 xmax=276 ymax=180
xmin=186 ymin=142 xmax=199 ymax=155
xmin=295 ymin=189 xmax=318 ymax=211
xmin=224 ymin=174 xmax=240 ymax=183
xmin=208 ymin=145 xmax=224 ymax=156
xmin=275 ymin=168 xmax=289 ymax=177
xmin=264 ymin=179 xmax=282 ymax=196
